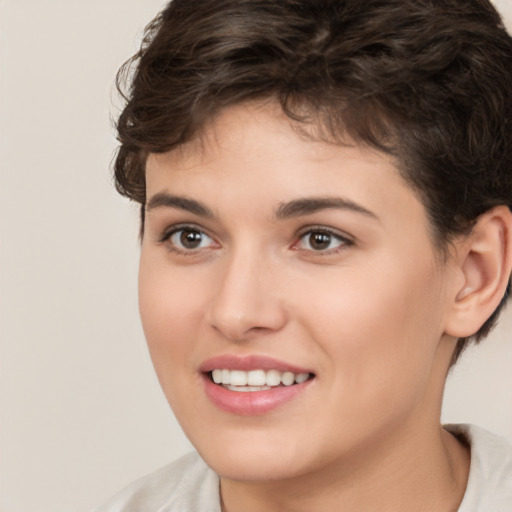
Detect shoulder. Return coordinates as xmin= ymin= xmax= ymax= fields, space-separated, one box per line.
xmin=446 ymin=424 xmax=512 ymax=512
xmin=91 ymin=451 xmax=221 ymax=512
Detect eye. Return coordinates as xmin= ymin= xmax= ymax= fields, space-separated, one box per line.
xmin=295 ymin=228 xmax=351 ymax=252
xmin=164 ymin=226 xmax=217 ymax=252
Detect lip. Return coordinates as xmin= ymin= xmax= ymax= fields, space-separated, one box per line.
xmin=199 ymin=354 xmax=313 ymax=374
xmin=199 ymin=354 xmax=314 ymax=415
xmin=201 ymin=374 xmax=313 ymax=415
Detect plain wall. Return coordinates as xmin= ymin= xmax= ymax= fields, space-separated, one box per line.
xmin=0 ymin=1 xmax=511 ymax=511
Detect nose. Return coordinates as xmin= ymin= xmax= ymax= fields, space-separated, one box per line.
xmin=207 ymin=248 xmax=288 ymax=341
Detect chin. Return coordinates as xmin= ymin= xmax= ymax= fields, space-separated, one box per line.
xmin=190 ymin=426 xmax=327 ymax=482
xmin=204 ymin=451 xmax=308 ymax=482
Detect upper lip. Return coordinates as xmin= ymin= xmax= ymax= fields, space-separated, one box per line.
xmin=199 ymin=354 xmax=313 ymax=374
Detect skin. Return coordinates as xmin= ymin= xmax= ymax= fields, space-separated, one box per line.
xmin=139 ymin=102 xmax=473 ymax=511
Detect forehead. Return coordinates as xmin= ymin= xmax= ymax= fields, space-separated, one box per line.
xmin=146 ymin=102 xmax=403 ymax=189
xmin=147 ymin=103 xmax=417 ymax=211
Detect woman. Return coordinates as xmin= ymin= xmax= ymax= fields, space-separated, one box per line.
xmin=95 ymin=0 xmax=512 ymax=510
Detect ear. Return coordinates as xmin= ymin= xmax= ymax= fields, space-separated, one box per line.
xmin=445 ymin=206 xmax=512 ymax=338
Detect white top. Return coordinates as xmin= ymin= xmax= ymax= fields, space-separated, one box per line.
xmin=451 ymin=425 xmax=512 ymax=511
xmin=92 ymin=424 xmax=512 ymax=512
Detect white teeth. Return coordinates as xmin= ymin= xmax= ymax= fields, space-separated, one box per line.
xmin=226 ymin=385 xmax=271 ymax=392
xmin=221 ymin=369 xmax=231 ymax=385
xmin=210 ymin=369 xmax=311 ymax=388
xmin=247 ymin=369 xmax=266 ymax=386
xmin=230 ymin=370 xmax=247 ymax=386
xmin=265 ymin=369 xmax=281 ymax=387
xmin=295 ymin=372 xmax=309 ymax=384
xmin=281 ymin=371 xmax=295 ymax=386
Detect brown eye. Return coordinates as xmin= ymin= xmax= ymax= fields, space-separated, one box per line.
xmin=168 ymin=228 xmax=215 ymax=251
xmin=308 ymin=232 xmax=332 ymax=250
xmin=180 ymin=229 xmax=203 ymax=249
xmin=296 ymin=229 xmax=349 ymax=252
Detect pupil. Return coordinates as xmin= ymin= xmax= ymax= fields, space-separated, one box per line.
xmin=310 ymin=232 xmax=331 ymax=250
xmin=180 ymin=230 xmax=202 ymax=248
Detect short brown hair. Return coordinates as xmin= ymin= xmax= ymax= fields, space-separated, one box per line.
xmin=114 ymin=0 xmax=512 ymax=361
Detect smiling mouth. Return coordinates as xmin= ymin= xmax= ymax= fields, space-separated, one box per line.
xmin=208 ymin=369 xmax=314 ymax=392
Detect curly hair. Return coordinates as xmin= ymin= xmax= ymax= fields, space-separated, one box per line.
xmin=114 ymin=0 xmax=512 ymax=362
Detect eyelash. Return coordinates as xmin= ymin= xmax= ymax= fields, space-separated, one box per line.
xmin=159 ymin=224 xmax=217 ymax=256
xmin=158 ymin=224 xmax=354 ymax=256
xmin=294 ymin=227 xmax=354 ymax=254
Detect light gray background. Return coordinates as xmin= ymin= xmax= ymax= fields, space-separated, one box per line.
xmin=1 ymin=1 xmax=511 ymax=511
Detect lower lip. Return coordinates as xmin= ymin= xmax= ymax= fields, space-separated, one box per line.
xmin=202 ymin=374 xmax=313 ymax=415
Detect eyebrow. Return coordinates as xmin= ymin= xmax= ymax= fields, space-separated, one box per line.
xmin=146 ymin=192 xmax=378 ymax=221
xmin=146 ymin=193 xmax=214 ymax=217
xmin=275 ymin=197 xmax=378 ymax=220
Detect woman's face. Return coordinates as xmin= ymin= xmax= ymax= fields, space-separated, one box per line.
xmin=139 ymin=102 xmax=459 ymax=482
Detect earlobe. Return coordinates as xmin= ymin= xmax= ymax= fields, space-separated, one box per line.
xmin=445 ymin=206 xmax=512 ymax=338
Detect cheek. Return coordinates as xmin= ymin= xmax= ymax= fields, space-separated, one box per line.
xmin=293 ymin=256 xmax=446 ymax=397
xmin=138 ymin=253 xmax=207 ymax=376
